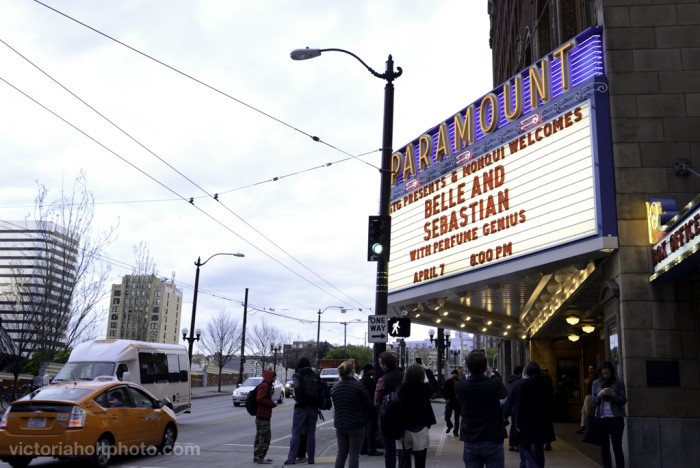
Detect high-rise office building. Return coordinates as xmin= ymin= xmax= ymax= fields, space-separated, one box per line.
xmin=0 ymin=220 xmax=79 ymax=353
xmin=107 ymin=274 xmax=182 ymax=344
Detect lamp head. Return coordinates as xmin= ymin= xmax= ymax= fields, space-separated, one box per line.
xmin=195 ymin=328 xmax=203 ymax=340
xmin=428 ymin=328 xmax=435 ymax=340
xmin=291 ymin=48 xmax=322 ymax=60
xmin=182 ymin=328 xmax=188 ymax=340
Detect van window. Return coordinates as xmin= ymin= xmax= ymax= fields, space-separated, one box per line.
xmin=167 ymin=354 xmax=181 ymax=382
xmin=139 ymin=352 xmax=169 ymax=383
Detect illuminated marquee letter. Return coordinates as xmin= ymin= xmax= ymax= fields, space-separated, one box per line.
xmin=479 ymin=93 xmax=499 ymax=134
xmin=503 ymin=75 xmax=523 ymax=122
xmin=453 ymin=105 xmax=475 ymax=153
xmin=391 ymin=151 xmax=403 ymax=186
xmin=553 ymin=40 xmax=576 ymax=92
xmin=418 ymin=134 xmax=433 ymax=170
xmin=402 ymin=143 xmax=417 ymax=181
xmin=435 ymin=123 xmax=451 ymax=162
xmin=529 ymin=58 xmax=550 ymax=109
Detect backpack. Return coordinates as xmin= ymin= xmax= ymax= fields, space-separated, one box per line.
xmin=245 ymin=385 xmax=260 ymax=416
xmin=295 ymin=370 xmax=321 ymax=407
xmin=379 ymin=391 xmax=404 ymax=440
xmin=318 ymin=382 xmax=332 ymax=410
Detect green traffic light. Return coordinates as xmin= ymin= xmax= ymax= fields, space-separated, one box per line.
xmin=372 ymin=242 xmax=384 ymax=255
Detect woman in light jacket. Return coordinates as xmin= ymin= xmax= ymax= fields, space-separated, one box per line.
xmin=591 ymin=361 xmax=627 ymax=468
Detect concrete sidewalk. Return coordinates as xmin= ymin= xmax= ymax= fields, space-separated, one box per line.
xmin=190 ymin=385 xmax=601 ymax=467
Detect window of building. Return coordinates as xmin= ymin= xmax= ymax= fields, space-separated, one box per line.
xmin=153 ymin=307 xmax=159 ymax=313
xmin=110 ymin=322 xmax=117 ymax=328
xmin=150 ymin=323 xmax=158 ymax=329
xmin=112 ymin=306 xmax=118 ymax=313
xmin=151 ymin=314 xmax=159 ymax=321
xmin=109 ymin=330 xmax=116 ymax=337
xmin=111 ymin=314 xmax=118 ymax=320
xmin=114 ymin=290 xmax=121 ymax=296
xmin=155 ymin=299 xmax=161 ymax=305
xmin=112 ymin=298 xmax=120 ymax=305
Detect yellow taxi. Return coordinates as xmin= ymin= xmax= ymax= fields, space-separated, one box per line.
xmin=0 ymin=379 xmax=177 ymax=468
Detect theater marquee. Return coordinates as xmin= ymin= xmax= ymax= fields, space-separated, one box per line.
xmin=387 ymin=27 xmax=616 ymax=295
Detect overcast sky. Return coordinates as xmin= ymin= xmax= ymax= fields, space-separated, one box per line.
xmin=0 ymin=0 xmax=493 ymax=352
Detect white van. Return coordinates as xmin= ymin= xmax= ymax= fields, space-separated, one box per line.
xmin=52 ymin=339 xmax=191 ymax=414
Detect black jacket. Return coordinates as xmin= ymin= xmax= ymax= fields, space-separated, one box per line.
xmin=331 ymin=376 xmax=373 ymax=430
xmin=360 ymin=373 xmax=377 ymax=415
xmin=517 ymin=376 xmax=555 ymax=445
xmin=455 ymin=373 xmax=508 ymax=443
xmin=396 ymin=369 xmax=438 ymax=429
xmin=443 ymin=377 xmax=459 ymax=405
xmin=374 ymin=368 xmax=404 ymax=406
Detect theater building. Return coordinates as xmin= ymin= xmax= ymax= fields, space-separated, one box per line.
xmin=386 ymin=1 xmax=700 ymax=465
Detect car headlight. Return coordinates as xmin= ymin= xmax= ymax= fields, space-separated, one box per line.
xmin=233 ymin=391 xmax=239 ymax=396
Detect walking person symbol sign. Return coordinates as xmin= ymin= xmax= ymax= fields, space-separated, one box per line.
xmin=388 ymin=317 xmax=411 ymax=338
xmin=368 ymin=315 xmax=388 ymax=343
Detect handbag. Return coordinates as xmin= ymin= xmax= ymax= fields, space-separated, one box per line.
xmin=582 ymin=404 xmax=602 ymax=445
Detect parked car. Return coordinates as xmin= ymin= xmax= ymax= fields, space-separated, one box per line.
xmin=232 ymin=377 xmax=284 ymax=406
xmin=284 ymin=379 xmax=294 ymax=398
xmin=0 ymin=380 xmax=177 ymax=468
xmin=320 ymin=368 xmax=341 ymax=386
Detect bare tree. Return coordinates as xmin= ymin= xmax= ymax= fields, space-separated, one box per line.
xmin=198 ymin=310 xmax=242 ymax=391
xmin=132 ymin=241 xmax=158 ymax=276
xmin=248 ymin=321 xmax=283 ymax=372
xmin=2 ymin=171 xmax=117 ymax=380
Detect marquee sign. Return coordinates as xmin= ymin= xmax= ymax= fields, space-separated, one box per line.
xmin=386 ymin=28 xmax=615 ymax=294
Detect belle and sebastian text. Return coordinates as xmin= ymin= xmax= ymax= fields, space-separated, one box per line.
xmin=390 ymin=106 xmax=584 ymax=285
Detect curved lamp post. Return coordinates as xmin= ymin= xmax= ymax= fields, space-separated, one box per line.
xmin=340 ymin=319 xmax=363 ymax=359
xmin=183 ymin=252 xmax=244 ymax=366
xmin=316 ymin=305 xmax=348 ymax=369
xmin=291 ymin=47 xmax=401 ymax=375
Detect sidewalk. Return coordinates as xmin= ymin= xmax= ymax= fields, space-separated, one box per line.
xmin=190 ymin=385 xmax=601 ymax=467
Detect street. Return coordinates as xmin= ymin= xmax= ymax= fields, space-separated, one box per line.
xmin=0 ymin=393 xmax=336 ymax=467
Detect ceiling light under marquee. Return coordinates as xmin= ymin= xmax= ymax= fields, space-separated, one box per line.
xmin=566 ymin=316 xmax=580 ymax=325
xmin=568 ymin=334 xmax=580 ymax=342
xmin=581 ymin=324 xmax=595 ymax=334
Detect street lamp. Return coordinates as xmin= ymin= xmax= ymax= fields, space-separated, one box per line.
xmin=340 ymin=319 xmax=362 ymax=359
xmin=428 ymin=328 xmax=451 ymax=394
xmin=183 ymin=252 xmax=244 ymax=366
xmin=291 ymin=47 xmax=401 ymax=376
xmin=272 ymin=345 xmax=281 ymax=371
xmin=316 ymin=305 xmax=348 ymax=369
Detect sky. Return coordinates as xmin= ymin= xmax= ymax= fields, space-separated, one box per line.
xmin=0 ymin=0 xmax=494 ymax=353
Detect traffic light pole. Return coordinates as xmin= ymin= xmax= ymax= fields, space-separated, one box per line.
xmin=373 ymin=55 xmax=401 ymax=378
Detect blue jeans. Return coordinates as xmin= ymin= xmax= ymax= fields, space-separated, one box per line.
xmin=519 ymin=443 xmax=544 ymax=468
xmin=463 ymin=440 xmax=505 ymax=468
xmin=335 ymin=426 xmax=365 ymax=468
xmin=288 ymin=406 xmax=318 ymax=462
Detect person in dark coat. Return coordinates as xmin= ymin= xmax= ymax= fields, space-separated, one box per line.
xmin=374 ymin=351 xmax=404 ymax=468
xmin=516 ymin=362 xmax=555 ymax=468
xmin=455 ymin=350 xmax=508 ymax=468
xmin=331 ymin=360 xmax=373 ymax=468
xmin=253 ymin=369 xmax=277 ymax=464
xmin=503 ymin=365 xmax=524 ymax=453
xmin=443 ymin=369 xmax=461 ymax=437
xmin=360 ymin=363 xmax=382 ymax=456
xmin=395 ymin=363 xmax=438 ymax=468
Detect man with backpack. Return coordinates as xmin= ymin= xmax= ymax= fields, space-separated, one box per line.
xmin=284 ymin=357 xmax=321 ymax=465
xmin=253 ymin=369 xmax=277 ymax=464
xmin=374 ymin=351 xmax=404 ymax=468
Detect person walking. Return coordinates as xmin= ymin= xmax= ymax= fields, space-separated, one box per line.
xmin=516 ymin=362 xmax=555 ymax=468
xmin=360 ymin=363 xmax=382 ymax=456
xmin=285 ymin=357 xmax=321 ymax=465
xmin=331 ymin=360 xmax=374 ymax=468
xmin=374 ymin=351 xmax=404 ymax=468
xmin=455 ymin=350 xmax=508 ymax=468
xmin=443 ymin=369 xmax=461 ymax=437
xmin=577 ymin=365 xmax=598 ymax=433
xmin=395 ymin=363 xmax=438 ymax=468
xmin=253 ymin=369 xmax=277 ymax=464
xmin=503 ymin=365 xmax=523 ymax=452
xmin=591 ymin=361 xmax=627 ymax=468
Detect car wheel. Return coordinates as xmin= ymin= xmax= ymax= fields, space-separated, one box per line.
xmin=91 ymin=435 xmax=113 ymax=468
xmin=157 ymin=423 xmax=177 ymax=454
xmin=6 ymin=456 xmax=33 ymax=468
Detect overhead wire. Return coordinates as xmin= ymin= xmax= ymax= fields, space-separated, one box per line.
xmin=0 ymin=75 xmax=358 ymax=308
xmin=33 ymin=0 xmax=380 ymax=172
xmin=0 ymin=35 xmax=369 ymax=310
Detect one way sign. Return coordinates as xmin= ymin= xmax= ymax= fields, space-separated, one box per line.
xmin=368 ymin=315 xmax=388 ymax=343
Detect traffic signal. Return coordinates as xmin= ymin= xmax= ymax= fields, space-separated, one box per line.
xmin=388 ymin=317 xmax=411 ymax=337
xmin=367 ymin=215 xmax=391 ymax=261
